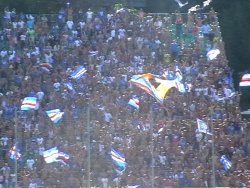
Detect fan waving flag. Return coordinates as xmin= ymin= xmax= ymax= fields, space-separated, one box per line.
xmin=43 ymin=147 xmax=59 ymax=164
xmin=130 ymin=73 xmax=177 ymax=104
xmin=220 ymin=155 xmax=232 ymax=171
xmin=46 ymin=109 xmax=64 ymax=123
xmin=9 ymin=145 xmax=22 ymax=160
xmin=130 ymin=73 xmax=161 ymax=103
xmin=43 ymin=147 xmax=70 ymax=165
xmin=128 ymin=96 xmax=140 ymax=110
xmin=70 ymin=66 xmax=87 ymax=80
xmin=110 ymin=148 xmax=127 ymax=173
xmin=196 ymin=119 xmax=212 ymax=135
xmin=21 ymin=97 xmax=38 ymax=111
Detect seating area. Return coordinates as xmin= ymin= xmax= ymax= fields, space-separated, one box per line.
xmin=0 ymin=5 xmax=249 ymax=187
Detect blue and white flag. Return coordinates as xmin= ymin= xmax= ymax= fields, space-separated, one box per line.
xmin=43 ymin=147 xmax=59 ymax=164
xmin=65 ymin=82 xmax=74 ymax=91
xmin=70 ymin=66 xmax=87 ymax=80
xmin=220 ymin=155 xmax=232 ymax=171
xmin=55 ymin=152 xmax=70 ymax=165
xmin=89 ymin=51 xmax=98 ymax=56
xmin=110 ymin=148 xmax=127 ymax=172
xmin=9 ymin=145 xmax=21 ymax=160
xmin=21 ymin=97 xmax=38 ymax=111
xmin=196 ymin=119 xmax=212 ymax=135
xmin=46 ymin=109 xmax=64 ymax=124
xmin=128 ymin=96 xmax=140 ymax=110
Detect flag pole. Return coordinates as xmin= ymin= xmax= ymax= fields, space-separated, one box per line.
xmin=14 ymin=109 xmax=18 ymax=188
xmin=210 ymin=108 xmax=216 ymax=187
xmin=150 ymin=106 xmax=155 ymax=188
xmin=87 ymin=104 xmax=91 ymax=188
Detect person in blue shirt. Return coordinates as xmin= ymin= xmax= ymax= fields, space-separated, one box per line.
xmin=170 ymin=40 xmax=179 ymax=60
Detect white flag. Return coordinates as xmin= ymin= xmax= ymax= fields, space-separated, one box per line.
xmin=207 ymin=49 xmax=220 ymax=61
xmin=196 ymin=119 xmax=212 ymax=135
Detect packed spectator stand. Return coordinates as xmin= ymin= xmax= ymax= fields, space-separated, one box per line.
xmin=0 ymin=4 xmax=250 ymax=188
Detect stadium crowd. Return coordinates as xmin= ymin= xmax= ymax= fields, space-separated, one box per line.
xmin=0 ymin=3 xmax=250 ymax=188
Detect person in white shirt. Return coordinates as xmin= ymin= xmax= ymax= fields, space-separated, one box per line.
xmin=101 ymin=177 xmax=109 ymax=188
xmin=0 ymin=50 xmax=7 ymax=58
xmin=159 ymin=153 xmax=167 ymax=165
xmin=86 ymin=8 xmax=93 ymax=23
xmin=17 ymin=20 xmax=25 ymax=28
xmin=4 ymin=7 xmax=11 ymax=22
xmin=0 ymin=163 xmax=10 ymax=187
xmin=36 ymin=137 xmax=43 ymax=145
xmin=12 ymin=22 xmax=18 ymax=29
xmin=223 ymin=85 xmax=233 ymax=98
xmin=0 ymin=137 xmax=9 ymax=146
xmin=74 ymin=38 xmax=82 ymax=47
xmin=104 ymin=111 xmax=112 ymax=124
xmin=195 ymin=129 xmax=203 ymax=142
xmin=27 ymin=158 xmax=35 ymax=170
xmin=29 ymin=180 xmax=38 ymax=188
xmin=118 ymin=27 xmax=126 ymax=39
xmin=66 ymin=20 xmax=74 ymax=30
xmin=111 ymin=29 xmax=116 ymax=38
xmin=78 ymin=20 xmax=85 ymax=29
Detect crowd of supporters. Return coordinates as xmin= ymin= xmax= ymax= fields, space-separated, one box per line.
xmin=0 ymin=4 xmax=249 ymax=188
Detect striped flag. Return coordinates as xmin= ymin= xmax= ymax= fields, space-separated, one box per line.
xmin=130 ymin=73 xmax=161 ymax=102
xmin=21 ymin=97 xmax=38 ymax=111
xmin=220 ymin=155 xmax=232 ymax=171
xmin=46 ymin=109 xmax=64 ymax=124
xmin=239 ymin=73 xmax=250 ymax=87
xmin=128 ymin=97 xmax=140 ymax=110
xmin=65 ymin=82 xmax=75 ymax=91
xmin=55 ymin=152 xmax=70 ymax=165
xmin=39 ymin=63 xmax=53 ymax=73
xmin=70 ymin=66 xmax=87 ymax=80
xmin=9 ymin=145 xmax=22 ymax=160
xmin=158 ymin=127 xmax=164 ymax=134
xmin=43 ymin=147 xmax=59 ymax=163
xmin=110 ymin=148 xmax=127 ymax=172
xmin=196 ymin=119 xmax=212 ymax=135
xmin=130 ymin=73 xmax=176 ymax=104
xmin=217 ymin=92 xmax=236 ymax=101
xmin=89 ymin=51 xmax=98 ymax=56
